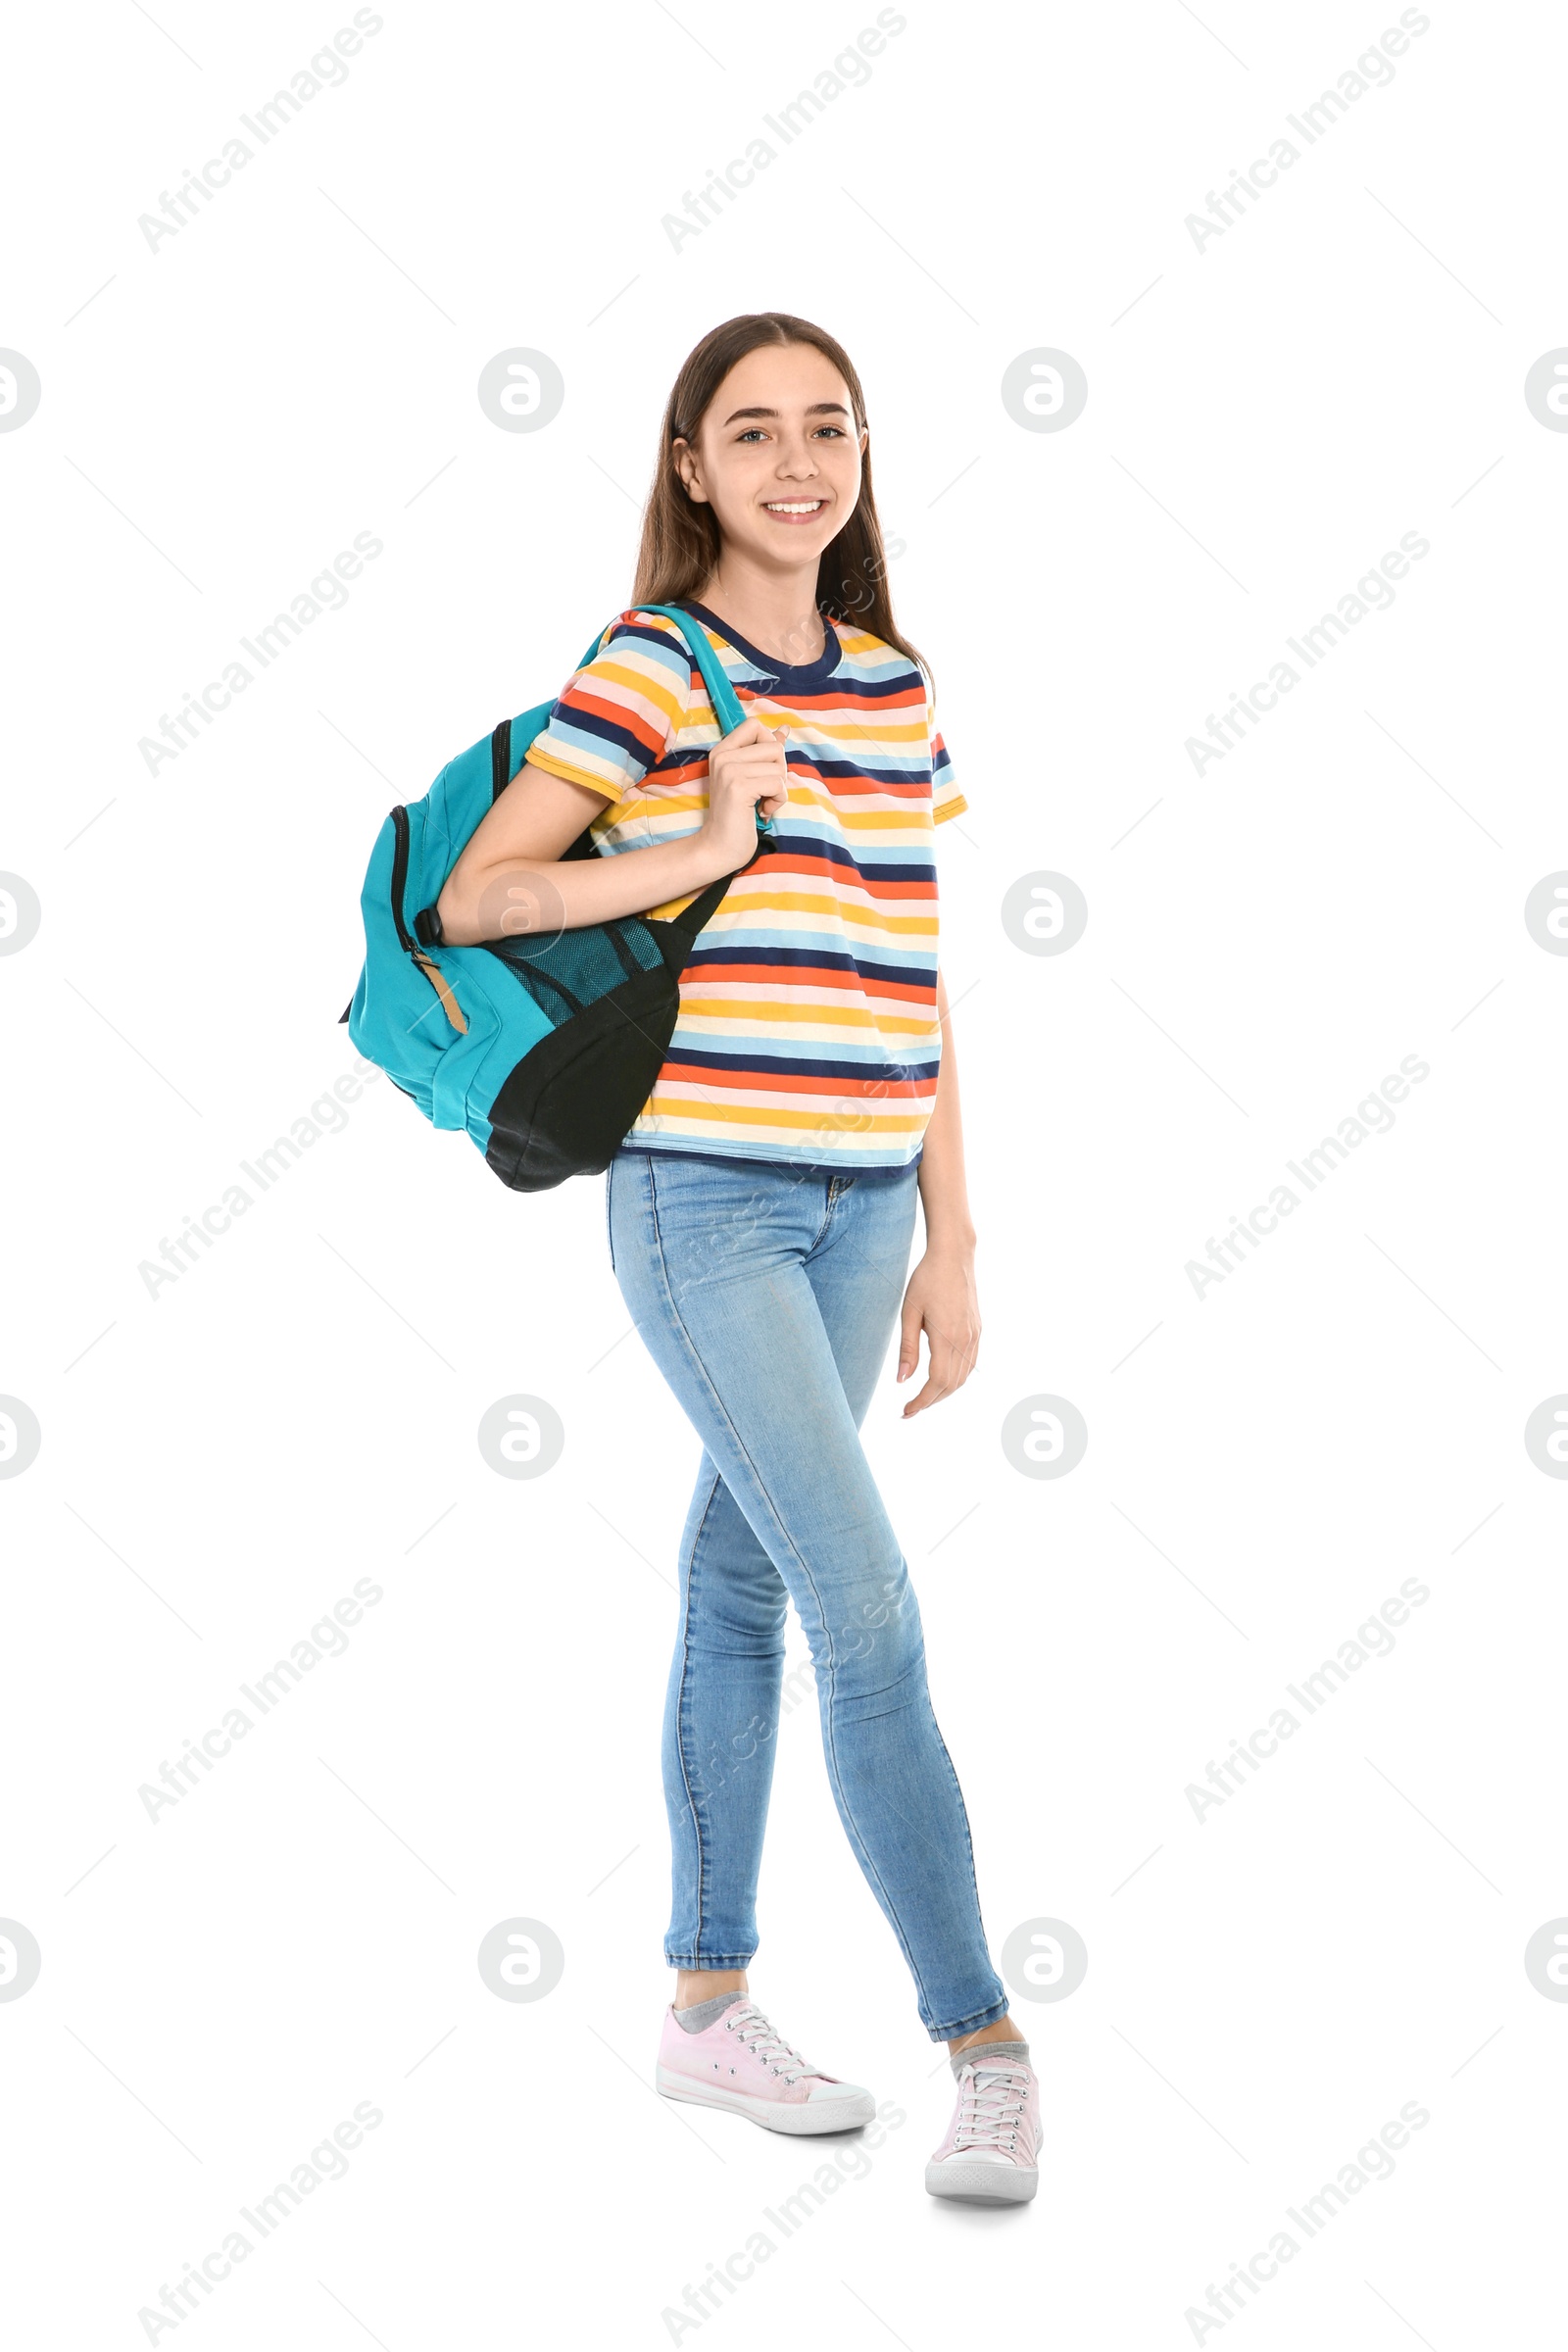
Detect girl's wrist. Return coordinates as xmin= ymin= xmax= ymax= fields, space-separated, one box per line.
xmin=685 ymin=823 xmax=737 ymax=889
xmin=689 ymin=819 xmax=766 ymax=891
xmin=921 ymin=1214 xmax=977 ymax=1256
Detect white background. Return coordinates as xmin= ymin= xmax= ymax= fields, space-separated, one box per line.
xmin=3 ymin=0 xmax=1565 ymax=2343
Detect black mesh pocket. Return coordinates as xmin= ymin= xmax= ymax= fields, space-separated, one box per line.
xmin=483 ymin=916 xmax=666 ymax=1022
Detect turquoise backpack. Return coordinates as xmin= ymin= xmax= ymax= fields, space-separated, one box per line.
xmin=341 ymin=605 xmax=770 ymax=1191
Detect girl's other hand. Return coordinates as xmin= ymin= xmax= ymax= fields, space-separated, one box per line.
xmin=896 ymin=1248 xmax=981 ymax=1416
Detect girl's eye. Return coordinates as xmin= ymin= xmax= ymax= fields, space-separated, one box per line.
xmin=733 ymin=423 xmax=848 ymax=443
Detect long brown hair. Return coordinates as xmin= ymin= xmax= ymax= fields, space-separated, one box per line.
xmin=631 ymin=312 xmax=923 ymax=673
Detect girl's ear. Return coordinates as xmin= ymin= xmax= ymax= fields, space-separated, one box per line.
xmin=672 ymin=436 xmax=708 ymax=506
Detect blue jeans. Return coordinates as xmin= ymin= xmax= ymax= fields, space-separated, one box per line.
xmin=607 ymin=1147 xmax=1007 ymax=2041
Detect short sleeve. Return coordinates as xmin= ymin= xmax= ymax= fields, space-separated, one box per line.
xmin=931 ymin=718 xmax=967 ymax=825
xmin=525 ymin=612 xmax=693 ymax=802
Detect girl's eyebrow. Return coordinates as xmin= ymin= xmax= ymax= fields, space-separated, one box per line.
xmin=720 ymin=401 xmax=853 ymax=426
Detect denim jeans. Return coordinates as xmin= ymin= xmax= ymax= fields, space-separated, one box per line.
xmin=607 ymin=1147 xmax=1007 ymax=2041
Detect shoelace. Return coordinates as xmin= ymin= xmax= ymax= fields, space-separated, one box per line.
xmin=723 ymin=2000 xmax=814 ymax=2085
xmin=954 ymin=2061 xmax=1030 ymax=2153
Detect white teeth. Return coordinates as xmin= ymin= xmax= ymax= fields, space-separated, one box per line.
xmin=765 ymin=501 xmax=822 ymax=513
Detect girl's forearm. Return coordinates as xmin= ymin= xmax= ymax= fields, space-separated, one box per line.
xmin=436 ymin=829 xmax=724 ymax=946
xmin=917 ymin=966 xmax=976 ymax=1250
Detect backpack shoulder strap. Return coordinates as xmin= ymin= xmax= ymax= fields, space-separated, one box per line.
xmin=624 ymin=603 xmax=746 ymax=737
xmin=554 ymin=605 xmax=768 ymax=940
xmin=630 ymin=604 xmax=772 ymax=936
xmin=567 ymin=603 xmax=748 ymax=732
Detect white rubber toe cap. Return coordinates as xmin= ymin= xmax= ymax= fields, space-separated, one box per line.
xmin=925 ymin=2154 xmax=1039 ymax=2203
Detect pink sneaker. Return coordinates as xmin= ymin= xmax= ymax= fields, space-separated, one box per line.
xmin=656 ymin=1997 xmax=875 ymax=2135
xmin=926 ymin=2055 xmax=1041 ymax=2202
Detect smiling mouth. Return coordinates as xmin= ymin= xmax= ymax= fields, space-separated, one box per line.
xmin=763 ymin=499 xmax=825 ymax=515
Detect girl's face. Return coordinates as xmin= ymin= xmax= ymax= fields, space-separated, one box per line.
xmin=674 ymin=342 xmax=867 ymax=577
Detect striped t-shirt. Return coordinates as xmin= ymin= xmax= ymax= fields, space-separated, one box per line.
xmin=526 ymin=602 xmax=967 ymax=1170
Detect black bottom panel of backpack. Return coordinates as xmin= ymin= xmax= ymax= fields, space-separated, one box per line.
xmin=483 ymin=966 xmax=680 ymax=1193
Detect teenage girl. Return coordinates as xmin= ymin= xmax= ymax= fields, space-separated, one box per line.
xmin=436 ymin=314 xmax=1039 ymax=2203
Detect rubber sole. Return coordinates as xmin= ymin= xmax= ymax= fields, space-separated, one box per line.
xmin=925 ymin=2157 xmax=1039 ymax=2203
xmin=657 ymin=2064 xmax=875 ymax=2135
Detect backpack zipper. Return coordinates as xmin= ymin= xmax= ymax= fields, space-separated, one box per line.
xmin=389 ymin=806 xmax=415 ymax=952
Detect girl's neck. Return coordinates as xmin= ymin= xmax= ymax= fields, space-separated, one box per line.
xmin=694 ymin=558 xmax=827 ymax=668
